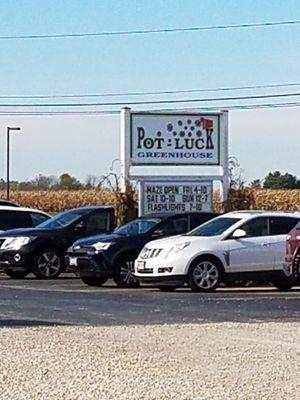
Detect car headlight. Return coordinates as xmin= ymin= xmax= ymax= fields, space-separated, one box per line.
xmin=1 ymin=236 xmax=35 ymax=250
xmin=168 ymin=241 xmax=191 ymax=255
xmin=92 ymin=242 xmax=113 ymax=251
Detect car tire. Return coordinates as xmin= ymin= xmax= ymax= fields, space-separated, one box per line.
xmin=33 ymin=249 xmax=64 ymax=279
xmin=5 ymin=270 xmax=29 ymax=279
xmin=157 ymin=285 xmax=177 ymax=292
xmin=272 ymin=279 xmax=295 ymax=291
xmin=113 ymin=254 xmax=140 ymax=288
xmin=188 ymin=256 xmax=223 ymax=292
xmin=81 ymin=276 xmax=108 ymax=287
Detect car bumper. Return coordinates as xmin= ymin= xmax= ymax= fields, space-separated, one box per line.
xmin=65 ymin=252 xmax=111 ymax=278
xmin=134 ymin=274 xmax=186 ymax=286
xmin=134 ymin=254 xmax=189 ymax=284
xmin=0 ymin=250 xmax=31 ymax=272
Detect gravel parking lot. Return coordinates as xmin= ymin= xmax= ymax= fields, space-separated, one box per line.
xmin=1 ymin=276 xmax=300 ymax=399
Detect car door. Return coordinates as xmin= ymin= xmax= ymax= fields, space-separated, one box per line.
xmin=80 ymin=210 xmax=112 ymax=238
xmin=268 ymin=217 xmax=299 ymax=270
xmin=227 ymin=217 xmax=273 ymax=272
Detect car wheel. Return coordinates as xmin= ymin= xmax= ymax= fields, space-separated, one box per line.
xmin=272 ymin=279 xmax=295 ymax=291
xmin=188 ymin=257 xmax=222 ymax=292
xmin=33 ymin=249 xmax=63 ymax=279
xmin=5 ymin=270 xmax=29 ymax=279
xmin=157 ymin=285 xmax=177 ymax=292
xmin=113 ymin=255 xmax=140 ymax=288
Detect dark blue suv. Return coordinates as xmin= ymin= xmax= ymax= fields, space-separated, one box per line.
xmin=66 ymin=212 xmax=218 ymax=288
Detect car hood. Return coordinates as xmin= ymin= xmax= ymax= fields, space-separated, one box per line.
xmin=0 ymin=227 xmax=61 ymax=238
xmin=145 ymin=234 xmax=222 ymax=249
xmin=73 ymin=232 xmax=128 ymax=247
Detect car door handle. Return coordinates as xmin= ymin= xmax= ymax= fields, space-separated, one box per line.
xmin=261 ymin=243 xmax=270 ymax=247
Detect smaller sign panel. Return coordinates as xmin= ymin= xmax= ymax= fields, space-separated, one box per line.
xmin=141 ymin=181 xmax=212 ymax=215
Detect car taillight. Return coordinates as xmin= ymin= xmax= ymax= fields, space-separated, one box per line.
xmin=286 ymin=235 xmax=291 ymax=241
xmin=297 ymin=235 xmax=300 ymax=240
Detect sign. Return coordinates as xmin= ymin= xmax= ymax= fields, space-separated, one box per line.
xmin=120 ymin=108 xmax=229 ymax=216
xmin=140 ymin=180 xmax=213 ymax=215
xmin=131 ymin=113 xmax=220 ymax=166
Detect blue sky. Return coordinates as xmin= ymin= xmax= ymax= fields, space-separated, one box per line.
xmin=0 ymin=0 xmax=299 ymax=183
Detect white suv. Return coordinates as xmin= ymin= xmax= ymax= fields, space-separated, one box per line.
xmin=134 ymin=211 xmax=300 ymax=292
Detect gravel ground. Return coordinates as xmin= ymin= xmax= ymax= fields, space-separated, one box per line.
xmin=1 ymin=322 xmax=300 ymax=400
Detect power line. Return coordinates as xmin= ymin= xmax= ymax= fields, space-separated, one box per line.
xmin=1 ymin=82 xmax=300 ymax=100
xmin=1 ymin=100 xmax=300 ymax=115
xmin=1 ymin=19 xmax=300 ymax=40
xmin=1 ymin=91 xmax=300 ymax=108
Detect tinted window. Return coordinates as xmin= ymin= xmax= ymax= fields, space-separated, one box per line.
xmin=187 ymin=217 xmax=240 ymax=237
xmin=38 ymin=209 xmax=88 ymax=229
xmin=240 ymin=217 xmax=269 ymax=237
xmin=296 ymin=221 xmax=300 ymax=231
xmin=85 ymin=212 xmax=110 ymax=233
xmin=0 ymin=210 xmax=31 ymax=230
xmin=115 ymin=219 xmax=160 ymax=235
xmin=269 ymin=217 xmax=299 ymax=235
xmin=30 ymin=212 xmax=49 ymax=227
xmin=190 ymin=213 xmax=217 ymax=229
xmin=162 ymin=216 xmax=189 ymax=235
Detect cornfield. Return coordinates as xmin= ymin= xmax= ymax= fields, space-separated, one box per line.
xmin=1 ymin=188 xmax=299 ymax=220
xmin=0 ymin=187 xmax=137 ymax=226
xmin=214 ymin=189 xmax=300 ymax=213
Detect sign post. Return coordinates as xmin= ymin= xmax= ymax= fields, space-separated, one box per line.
xmin=121 ymin=108 xmax=229 ymax=215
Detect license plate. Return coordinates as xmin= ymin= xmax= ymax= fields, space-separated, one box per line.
xmin=136 ymin=261 xmax=146 ymax=271
xmin=69 ymin=257 xmax=78 ymax=267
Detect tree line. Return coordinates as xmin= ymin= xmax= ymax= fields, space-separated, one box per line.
xmin=0 ymin=173 xmax=100 ymax=191
xmin=0 ymin=170 xmax=299 ymax=191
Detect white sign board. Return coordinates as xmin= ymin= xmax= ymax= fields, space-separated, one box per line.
xmin=140 ymin=181 xmax=213 ymax=215
xmin=130 ymin=113 xmax=220 ymax=165
xmin=120 ymin=109 xmax=229 ymax=215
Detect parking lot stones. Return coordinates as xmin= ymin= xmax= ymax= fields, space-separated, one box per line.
xmin=0 ymin=322 xmax=300 ymax=399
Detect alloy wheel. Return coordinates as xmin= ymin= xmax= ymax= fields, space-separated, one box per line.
xmin=37 ymin=251 xmax=61 ymax=278
xmin=119 ymin=260 xmax=137 ymax=285
xmin=192 ymin=261 xmax=219 ymax=290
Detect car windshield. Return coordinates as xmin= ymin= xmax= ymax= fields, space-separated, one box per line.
xmin=186 ymin=217 xmax=241 ymax=237
xmin=37 ymin=209 xmax=88 ymax=229
xmin=114 ymin=218 xmax=161 ymax=235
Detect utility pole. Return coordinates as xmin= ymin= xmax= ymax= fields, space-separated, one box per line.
xmin=6 ymin=127 xmax=21 ymax=200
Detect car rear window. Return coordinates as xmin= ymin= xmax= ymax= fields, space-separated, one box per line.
xmin=30 ymin=212 xmax=49 ymax=227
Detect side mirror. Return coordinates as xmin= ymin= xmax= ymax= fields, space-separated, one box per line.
xmin=231 ymin=229 xmax=247 ymax=239
xmin=74 ymin=222 xmax=86 ymax=233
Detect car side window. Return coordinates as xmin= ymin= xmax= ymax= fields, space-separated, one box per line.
xmin=0 ymin=210 xmax=31 ymax=230
xmin=269 ymin=217 xmax=299 ymax=235
xmin=240 ymin=217 xmax=269 ymax=237
xmin=30 ymin=212 xmax=49 ymax=227
xmin=84 ymin=212 xmax=110 ymax=233
xmin=162 ymin=216 xmax=189 ymax=235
